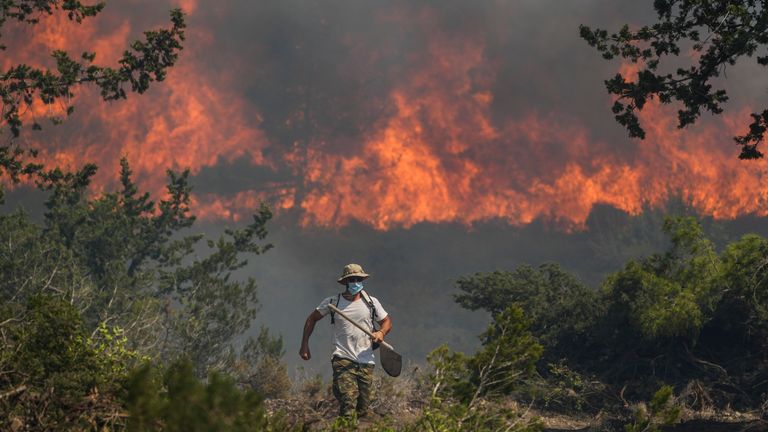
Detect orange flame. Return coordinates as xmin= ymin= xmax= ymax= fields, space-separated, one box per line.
xmin=293 ymin=28 xmax=767 ymax=230
xmin=8 ymin=7 xmax=271 ymax=208
xmin=5 ymin=6 xmax=768 ymax=230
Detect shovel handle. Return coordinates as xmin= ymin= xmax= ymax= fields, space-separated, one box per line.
xmin=328 ymin=303 xmax=394 ymax=351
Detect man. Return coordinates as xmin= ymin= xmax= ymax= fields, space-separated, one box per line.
xmin=300 ymin=263 xmax=392 ymax=418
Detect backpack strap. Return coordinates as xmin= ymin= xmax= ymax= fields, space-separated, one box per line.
xmin=329 ymin=293 xmax=341 ymax=324
xmin=360 ymin=289 xmax=378 ymax=330
xmin=360 ymin=289 xmax=381 ymax=350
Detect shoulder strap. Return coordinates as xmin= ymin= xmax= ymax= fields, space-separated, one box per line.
xmin=360 ymin=289 xmax=377 ymax=325
xmin=330 ymin=293 xmax=341 ymax=325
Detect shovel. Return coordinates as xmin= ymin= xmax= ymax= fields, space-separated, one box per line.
xmin=328 ymin=303 xmax=402 ymax=377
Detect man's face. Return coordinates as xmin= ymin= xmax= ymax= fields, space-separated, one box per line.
xmin=345 ymin=277 xmax=365 ymax=294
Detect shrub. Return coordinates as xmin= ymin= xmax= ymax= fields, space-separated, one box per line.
xmin=625 ymin=385 xmax=681 ymax=432
xmin=125 ymin=359 xmax=295 ymax=431
xmin=0 ymin=295 xmax=135 ymax=430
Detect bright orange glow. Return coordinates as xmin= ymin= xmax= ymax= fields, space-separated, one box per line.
xmin=4 ymin=8 xmax=768 ymax=230
xmin=293 ymin=33 xmax=768 ymax=230
xmin=172 ymin=0 xmax=198 ymax=14
xmin=7 ymin=9 xmax=270 ymax=210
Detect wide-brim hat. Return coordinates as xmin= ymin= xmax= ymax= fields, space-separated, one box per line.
xmin=337 ymin=263 xmax=370 ymax=284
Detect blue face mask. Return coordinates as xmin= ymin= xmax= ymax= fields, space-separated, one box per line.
xmin=347 ymin=281 xmax=364 ymax=295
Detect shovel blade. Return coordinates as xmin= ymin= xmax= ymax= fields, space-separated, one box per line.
xmin=380 ymin=344 xmax=402 ymax=377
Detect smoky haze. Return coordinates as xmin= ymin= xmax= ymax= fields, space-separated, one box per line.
xmin=4 ymin=0 xmax=768 ymax=374
xmin=6 ymin=0 xmax=768 ymax=227
xmin=6 ymin=184 xmax=768 ymax=377
xmin=202 ymin=200 xmax=768 ymax=376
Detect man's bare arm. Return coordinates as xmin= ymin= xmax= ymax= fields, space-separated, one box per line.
xmin=300 ymin=310 xmax=324 ymax=360
xmin=372 ymin=316 xmax=392 ymax=343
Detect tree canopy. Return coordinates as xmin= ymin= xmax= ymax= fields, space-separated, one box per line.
xmin=454 ymin=263 xmax=600 ymax=362
xmin=0 ymin=5 xmax=294 ymax=429
xmin=0 ymin=1 xmax=186 ymax=201
xmin=0 ymin=159 xmax=288 ymax=428
xmin=580 ymin=1 xmax=768 ymax=159
xmin=452 ymin=216 xmax=768 ymax=409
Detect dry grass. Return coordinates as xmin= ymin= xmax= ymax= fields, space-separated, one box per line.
xmin=264 ymin=370 xmax=768 ymax=431
xmin=264 ymin=365 xmax=426 ymax=430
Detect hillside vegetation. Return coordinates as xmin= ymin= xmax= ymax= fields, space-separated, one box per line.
xmin=3 ymin=2 xmax=768 ymax=430
xmin=3 ymin=160 xmax=768 ymax=431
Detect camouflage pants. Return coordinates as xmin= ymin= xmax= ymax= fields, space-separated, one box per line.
xmin=331 ymin=356 xmax=375 ymax=418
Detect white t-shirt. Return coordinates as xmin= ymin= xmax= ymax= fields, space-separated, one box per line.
xmin=316 ymin=292 xmax=389 ymax=365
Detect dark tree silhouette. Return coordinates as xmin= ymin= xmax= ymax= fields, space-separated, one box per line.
xmin=0 ymin=1 xmax=186 ymax=200
xmin=581 ymin=1 xmax=768 ymax=159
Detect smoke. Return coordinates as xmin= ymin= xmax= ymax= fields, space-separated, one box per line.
xmin=5 ymin=0 xmax=767 ymax=229
xmin=4 ymin=0 xmax=768 ymax=372
xmin=232 ymin=197 xmax=768 ymax=375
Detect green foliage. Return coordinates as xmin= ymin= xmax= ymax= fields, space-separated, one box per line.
xmin=625 ymin=385 xmax=681 ymax=432
xmin=1 ymin=157 xmax=277 ymax=376
xmin=417 ymin=307 xmax=543 ymax=431
xmin=0 ymin=210 xmax=84 ymax=302
xmin=237 ymin=355 xmax=291 ymax=399
xmin=540 ymin=361 xmax=606 ymax=412
xmin=453 ymin=216 xmax=768 ymax=407
xmin=604 ymin=262 xmax=700 ymax=340
xmin=327 ymin=413 xmax=362 ymax=431
xmin=163 ymin=201 xmax=274 ymax=373
xmin=0 ymin=3 xmax=185 ymax=137
xmin=425 ymin=307 xmax=543 ymax=404
xmin=0 ymin=3 xmax=186 ymax=203
xmin=125 ymin=359 xmax=295 ymax=432
xmin=92 ymin=323 xmax=150 ymax=380
xmin=601 ymin=216 xmax=721 ymax=341
xmin=426 ymin=344 xmax=470 ymax=399
xmin=0 ymin=159 xmax=289 ymax=427
xmin=10 ymin=295 xmax=101 ymax=394
xmin=455 ymin=263 xmax=599 ymax=360
xmin=719 ymin=234 xmax=768 ymax=323
xmin=404 ymin=397 xmax=543 ymax=432
xmin=0 ymin=5 xmax=294 ymax=428
xmin=587 ymin=216 xmax=768 ymax=405
xmin=467 ymin=307 xmax=543 ymax=401
xmin=571 ymin=217 xmax=747 ymax=395
xmin=580 ymin=1 xmax=768 ymax=158
xmin=406 ymin=398 xmax=468 ymax=432
xmin=0 ymin=295 xmax=136 ymax=429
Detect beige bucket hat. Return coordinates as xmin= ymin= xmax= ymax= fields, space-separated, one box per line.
xmin=337 ymin=263 xmax=370 ymax=284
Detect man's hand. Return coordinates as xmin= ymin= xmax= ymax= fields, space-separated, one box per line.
xmin=371 ymin=330 xmax=385 ymax=343
xmin=299 ymin=345 xmax=311 ymax=360
xmin=301 ymin=310 xmax=323 ymax=361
